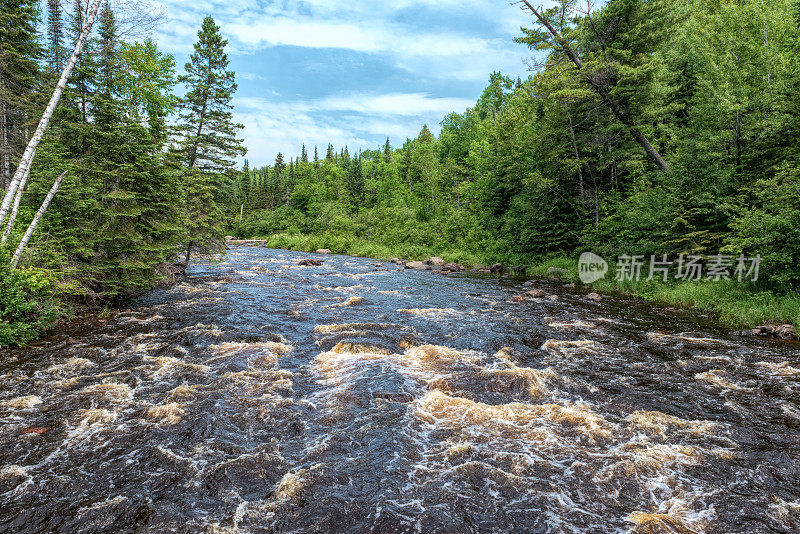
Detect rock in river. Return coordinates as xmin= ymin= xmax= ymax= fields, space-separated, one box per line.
xmin=405 ymin=261 xmax=431 ymax=270
xmin=298 ymin=259 xmax=323 ymax=267
xmin=316 ymin=249 xmax=332 ymax=255
xmin=752 ymin=324 xmax=797 ymax=340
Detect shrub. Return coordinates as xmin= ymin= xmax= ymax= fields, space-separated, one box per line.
xmin=0 ymin=260 xmax=61 ymax=347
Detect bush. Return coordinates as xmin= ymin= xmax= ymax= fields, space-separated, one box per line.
xmin=0 ymin=260 xmax=61 ymax=347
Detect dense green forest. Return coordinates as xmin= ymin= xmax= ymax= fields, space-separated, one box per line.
xmin=0 ymin=1 xmax=243 ymax=345
xmin=229 ymin=0 xmax=800 ymax=326
xmin=2 ymin=0 xmax=799 ymax=346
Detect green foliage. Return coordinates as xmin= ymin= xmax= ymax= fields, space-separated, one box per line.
xmin=175 ymin=16 xmax=246 ymax=174
xmin=0 ymin=5 xmax=245 ymax=344
xmin=229 ymin=0 xmax=800 ymax=311
xmin=0 ymin=255 xmax=60 ymax=347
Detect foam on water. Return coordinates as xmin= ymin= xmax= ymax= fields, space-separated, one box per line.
xmin=1 ymin=246 xmax=798 ymax=533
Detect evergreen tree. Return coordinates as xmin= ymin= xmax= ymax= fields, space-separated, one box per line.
xmin=176 ymin=16 xmax=245 ymax=173
xmin=301 ymin=144 xmax=308 ymax=163
xmin=274 ymin=152 xmax=285 ymax=175
xmin=0 ymin=0 xmax=42 ymax=191
xmin=174 ymin=16 xmax=245 ymax=266
xmin=346 ymin=154 xmax=364 ymax=210
xmin=384 ymin=137 xmax=391 ymax=164
xmin=46 ymin=0 xmax=66 ymax=74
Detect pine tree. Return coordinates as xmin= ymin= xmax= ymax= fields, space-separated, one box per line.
xmin=314 ymin=145 xmax=319 ymax=168
xmin=346 ymin=154 xmax=364 ymax=210
xmin=301 ymin=144 xmax=308 ymax=163
xmin=176 ymin=16 xmax=246 ymax=174
xmin=175 ymin=16 xmax=245 ymax=266
xmin=46 ymin=0 xmax=66 ymax=74
xmin=384 ymin=137 xmax=391 ymax=164
xmin=77 ymin=5 xmax=183 ymax=293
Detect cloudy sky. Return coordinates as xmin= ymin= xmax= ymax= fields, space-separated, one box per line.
xmin=151 ymin=0 xmax=535 ymax=166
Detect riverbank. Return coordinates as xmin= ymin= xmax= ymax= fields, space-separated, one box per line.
xmin=234 ymin=233 xmax=800 ymax=335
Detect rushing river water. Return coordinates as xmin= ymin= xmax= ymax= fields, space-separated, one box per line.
xmin=1 ymin=247 xmax=799 ymax=533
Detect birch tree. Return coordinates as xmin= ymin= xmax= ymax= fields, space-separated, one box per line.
xmin=0 ymin=0 xmax=104 ymax=233
xmin=10 ymin=171 xmax=67 ymax=269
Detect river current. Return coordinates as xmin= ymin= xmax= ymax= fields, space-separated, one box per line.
xmin=1 ymin=246 xmax=799 ymax=533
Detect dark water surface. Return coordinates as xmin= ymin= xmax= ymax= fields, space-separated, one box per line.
xmin=2 ymin=247 xmax=799 ymax=533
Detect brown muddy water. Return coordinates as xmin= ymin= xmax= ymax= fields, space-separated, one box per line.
xmin=1 ymin=247 xmax=799 ymax=533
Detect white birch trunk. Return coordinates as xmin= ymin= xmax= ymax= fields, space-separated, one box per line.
xmin=0 ymin=0 xmax=103 ymax=232
xmin=10 ymin=171 xmax=67 ymax=269
xmin=1 ymin=183 xmax=24 ymax=244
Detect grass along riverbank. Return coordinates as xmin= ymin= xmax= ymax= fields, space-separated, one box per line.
xmin=237 ymin=233 xmax=800 ymax=333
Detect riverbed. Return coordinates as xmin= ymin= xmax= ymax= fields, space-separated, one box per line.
xmin=1 ymin=246 xmax=799 ymax=533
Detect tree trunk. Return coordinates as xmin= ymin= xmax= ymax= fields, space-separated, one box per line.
xmin=184 ymin=240 xmax=194 ymax=269
xmin=1 ymin=184 xmax=24 ymax=244
xmin=0 ymin=0 xmax=103 ymax=232
xmin=10 ymin=171 xmax=67 ymax=269
xmin=520 ymin=0 xmax=671 ymax=173
xmin=568 ymin=116 xmax=584 ymax=198
xmin=1 ymin=100 xmax=9 ymax=192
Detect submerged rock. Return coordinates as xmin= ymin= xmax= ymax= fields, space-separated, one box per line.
xmin=298 ymin=259 xmax=323 ymax=267
xmin=510 ymin=295 xmax=527 ymax=303
xmin=372 ymin=392 xmax=415 ymax=403
xmin=547 ymin=267 xmax=569 ymax=277
xmin=19 ymin=427 xmax=50 ymax=436
xmin=585 ymin=292 xmax=602 ymax=302
xmin=526 ymin=289 xmax=546 ymax=298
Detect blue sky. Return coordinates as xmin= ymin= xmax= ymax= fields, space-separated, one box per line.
xmin=152 ymin=0 xmax=535 ymax=166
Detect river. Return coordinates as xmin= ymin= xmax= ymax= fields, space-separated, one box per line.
xmin=1 ymin=246 xmax=799 ymax=533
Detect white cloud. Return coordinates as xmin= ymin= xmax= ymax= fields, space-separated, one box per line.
xmin=223 ymin=17 xmax=491 ymax=58
xmin=142 ymin=0 xmax=544 ymax=165
xmin=234 ymin=92 xmax=470 ymax=164
xmin=236 ymin=92 xmax=473 ymax=118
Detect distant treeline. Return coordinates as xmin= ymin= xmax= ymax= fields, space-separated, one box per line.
xmin=231 ymin=0 xmax=800 ymax=293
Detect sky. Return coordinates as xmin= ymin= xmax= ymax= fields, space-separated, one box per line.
xmin=150 ymin=0 xmax=535 ymax=166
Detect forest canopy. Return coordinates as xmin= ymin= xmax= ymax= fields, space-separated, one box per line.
xmin=231 ymin=0 xmax=800 ymax=292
